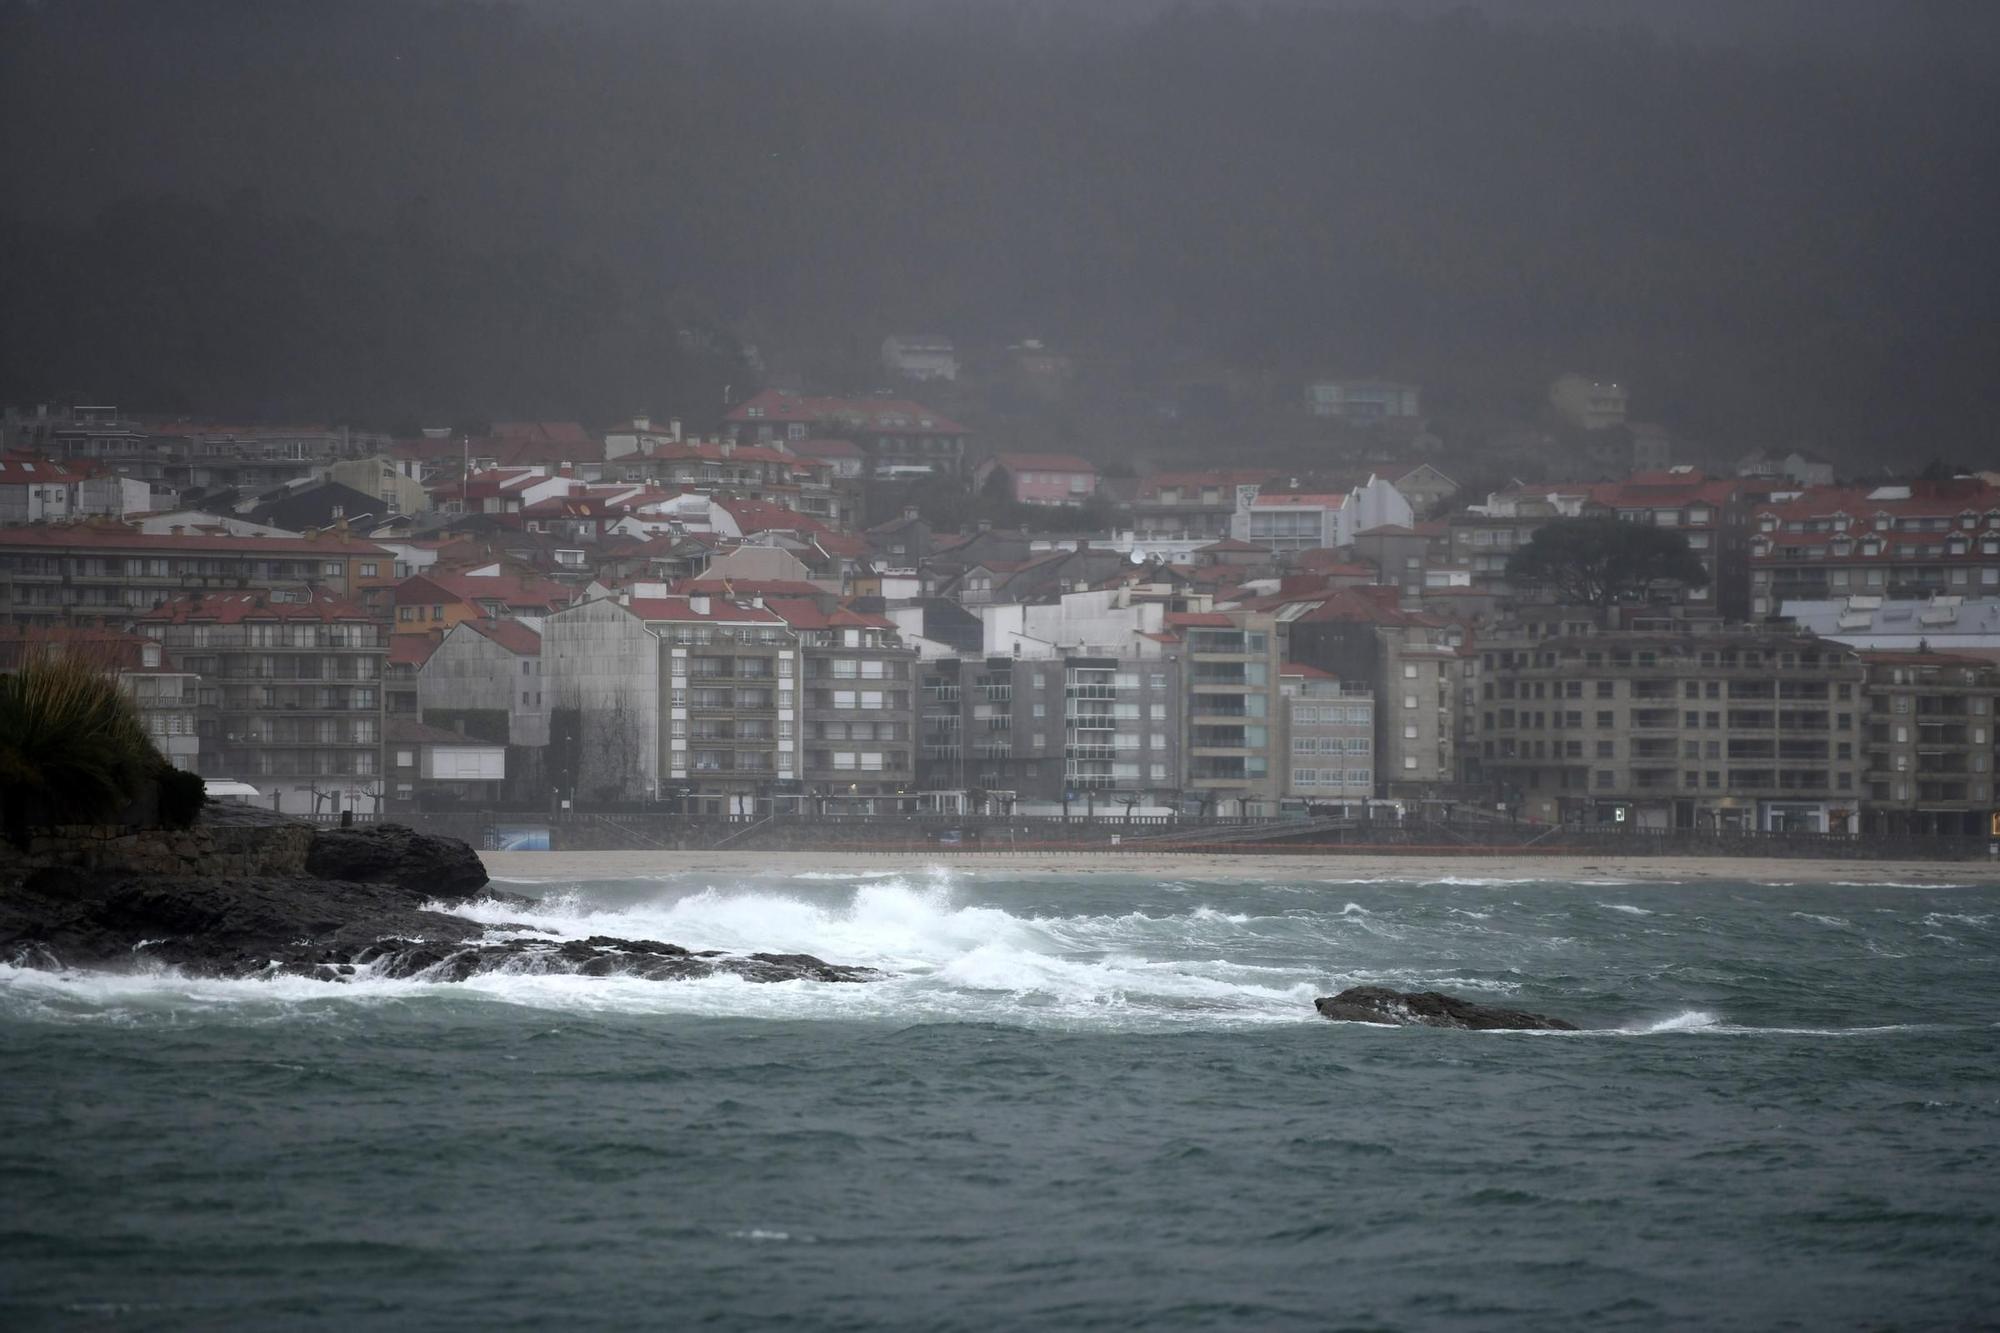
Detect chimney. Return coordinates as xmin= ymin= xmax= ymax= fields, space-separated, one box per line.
xmin=670 ymin=419 xmax=682 ymax=442
xmin=903 ymin=506 xmax=919 ymax=520
xmin=689 ymin=594 xmax=711 ymax=615
xmin=719 ymin=439 xmax=735 ymax=458
xmin=634 ymin=414 xmax=651 ymax=432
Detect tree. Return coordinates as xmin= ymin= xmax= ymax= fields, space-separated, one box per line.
xmin=1505 ymin=516 xmax=1709 ymax=609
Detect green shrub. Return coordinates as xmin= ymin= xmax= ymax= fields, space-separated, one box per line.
xmin=153 ymin=761 xmax=208 ymax=830
xmin=0 ymin=652 xmax=159 ymax=848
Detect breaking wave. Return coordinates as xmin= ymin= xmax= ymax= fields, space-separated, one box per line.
xmin=5 ymin=868 xmax=1993 ymax=1035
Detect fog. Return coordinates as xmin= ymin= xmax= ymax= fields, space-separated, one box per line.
xmin=2 ymin=0 xmax=1995 ymax=461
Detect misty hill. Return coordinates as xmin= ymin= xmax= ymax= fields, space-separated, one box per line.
xmin=1 ymin=0 xmax=1995 ymax=459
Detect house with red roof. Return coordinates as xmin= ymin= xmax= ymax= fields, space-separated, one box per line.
xmin=392 ymin=569 xmax=581 ymax=635
xmin=0 ymin=453 xmax=149 ymax=522
xmin=972 ymin=452 xmax=1100 ymax=506
xmin=1749 ymin=477 xmax=2000 ymax=617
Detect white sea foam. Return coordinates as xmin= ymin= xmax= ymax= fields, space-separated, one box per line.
xmin=1789 ymin=912 xmax=1851 ymax=929
xmin=4 ymin=871 xmax=1342 ymax=1031
xmin=1600 ymin=904 xmax=1654 ymax=917
xmin=1624 ymin=1009 xmax=1722 ymax=1034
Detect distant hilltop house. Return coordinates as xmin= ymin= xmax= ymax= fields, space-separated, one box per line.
xmin=1305 ymin=379 xmax=1421 ymax=423
xmin=1549 ymin=374 xmax=1629 ymax=431
xmin=1233 ymin=475 xmax=1415 ymax=553
xmin=1737 ymin=447 xmax=1835 ymax=489
xmin=973 ymin=453 xmax=1100 ymax=506
xmin=882 ymin=334 xmax=959 ymax=382
xmin=724 ymin=389 xmax=971 ymax=478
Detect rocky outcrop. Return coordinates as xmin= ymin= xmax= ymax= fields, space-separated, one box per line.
xmin=1314 ymin=986 xmax=1578 ymax=1031
xmin=303 ymin=822 xmax=489 ymax=897
xmin=0 ymin=820 xmax=875 ymax=986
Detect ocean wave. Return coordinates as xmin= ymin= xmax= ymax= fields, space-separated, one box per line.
xmin=1600 ymin=904 xmax=1654 ymax=917
xmin=1789 ymin=912 xmax=1851 ymax=929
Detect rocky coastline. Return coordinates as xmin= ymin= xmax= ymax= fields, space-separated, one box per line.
xmin=0 ymin=812 xmax=873 ymax=985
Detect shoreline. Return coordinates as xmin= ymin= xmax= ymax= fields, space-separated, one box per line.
xmin=479 ymin=849 xmax=2000 ymax=885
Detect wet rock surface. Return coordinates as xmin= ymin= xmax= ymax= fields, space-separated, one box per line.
xmin=0 ymin=824 xmax=873 ymax=986
xmin=1314 ymin=985 xmax=1579 ymax=1031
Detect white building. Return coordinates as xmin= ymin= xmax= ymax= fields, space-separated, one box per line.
xmin=882 ymin=335 xmax=959 ymax=382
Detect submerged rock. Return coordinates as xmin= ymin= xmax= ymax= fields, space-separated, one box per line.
xmin=1314 ymin=986 xmax=1578 ymax=1031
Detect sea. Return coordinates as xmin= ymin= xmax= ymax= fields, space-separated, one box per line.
xmin=3 ymin=866 xmax=1998 ymax=1331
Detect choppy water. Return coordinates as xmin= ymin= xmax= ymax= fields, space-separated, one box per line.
xmin=4 ymin=869 xmax=1999 ymax=1330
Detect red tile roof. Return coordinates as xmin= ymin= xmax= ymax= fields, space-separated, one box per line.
xmin=1164 ymin=611 xmax=1235 ymax=628
xmin=716 ymin=497 xmax=836 ymax=536
xmin=760 ymin=597 xmax=896 ymax=631
xmin=0 ymin=626 xmax=172 ymax=672
xmin=388 ymin=633 xmax=442 ymax=668
xmin=0 ymin=454 xmax=92 ymax=484
xmin=461 ymin=618 xmax=542 ymax=656
xmin=395 ymin=571 xmax=580 ymax=611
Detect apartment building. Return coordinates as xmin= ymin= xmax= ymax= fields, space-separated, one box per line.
xmin=1280 ymin=664 xmax=1374 ymax=805
xmin=542 ymin=588 xmax=853 ymax=813
xmin=1476 ymin=617 xmax=1865 ymax=832
xmin=917 ymin=655 xmax=1183 ymax=809
xmin=1858 ymin=651 xmax=1999 ymax=837
xmin=1281 ymin=587 xmax=1458 ymax=797
xmin=778 ymin=598 xmax=918 ymax=812
xmin=0 ymin=522 xmax=391 ymax=628
xmin=1749 ymin=479 xmax=2000 ymax=615
xmin=50 ymin=417 xmax=387 ymax=494
xmin=1305 ymin=379 xmax=1421 ymax=422
xmin=1178 ymin=610 xmax=1283 ymax=814
xmin=1549 ymin=374 xmax=1629 ymax=430
xmin=137 ymin=591 xmax=388 ymax=815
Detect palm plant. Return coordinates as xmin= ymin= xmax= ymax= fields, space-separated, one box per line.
xmin=0 ymin=650 xmax=160 ymax=848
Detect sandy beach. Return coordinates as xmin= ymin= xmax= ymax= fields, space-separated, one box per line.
xmin=480 ymin=849 xmax=2000 ymax=885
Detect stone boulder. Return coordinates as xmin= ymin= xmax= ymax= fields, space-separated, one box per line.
xmin=303 ymin=823 xmax=489 ymax=899
xmin=1314 ymin=985 xmax=1578 ymax=1031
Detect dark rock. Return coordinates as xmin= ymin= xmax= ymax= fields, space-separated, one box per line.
xmin=0 ymin=863 xmax=877 ymax=987
xmin=1314 ymin=986 xmax=1578 ymax=1031
xmin=303 ymin=824 xmax=489 ymax=900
